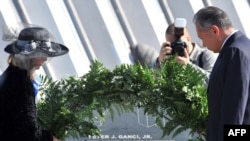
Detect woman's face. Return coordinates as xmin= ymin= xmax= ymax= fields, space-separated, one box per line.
xmin=31 ymin=57 xmax=48 ymax=70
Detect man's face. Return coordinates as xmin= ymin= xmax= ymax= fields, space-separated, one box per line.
xmin=165 ymin=34 xmax=175 ymax=42
xmin=165 ymin=28 xmax=189 ymax=43
xmin=195 ymin=24 xmax=219 ymax=53
xmin=165 ymin=28 xmax=191 ymax=54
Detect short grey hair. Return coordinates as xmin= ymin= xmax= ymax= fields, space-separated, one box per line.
xmin=193 ymin=6 xmax=233 ymax=30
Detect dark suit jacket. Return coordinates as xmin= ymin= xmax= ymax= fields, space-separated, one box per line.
xmin=207 ymin=31 xmax=250 ymax=141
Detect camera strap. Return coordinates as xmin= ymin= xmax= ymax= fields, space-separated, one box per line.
xmin=198 ymin=52 xmax=204 ymax=68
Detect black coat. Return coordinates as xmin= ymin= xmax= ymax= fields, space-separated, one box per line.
xmin=0 ymin=65 xmax=53 ymax=141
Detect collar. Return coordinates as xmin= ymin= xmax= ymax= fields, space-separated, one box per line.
xmin=220 ymin=30 xmax=238 ymax=51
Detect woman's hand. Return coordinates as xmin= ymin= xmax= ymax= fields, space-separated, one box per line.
xmin=53 ymin=136 xmax=60 ymax=141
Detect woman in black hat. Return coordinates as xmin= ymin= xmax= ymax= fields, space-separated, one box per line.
xmin=0 ymin=26 xmax=69 ymax=141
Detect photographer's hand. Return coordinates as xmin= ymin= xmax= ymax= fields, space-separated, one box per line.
xmin=159 ymin=42 xmax=172 ymax=63
xmin=176 ymin=48 xmax=190 ymax=65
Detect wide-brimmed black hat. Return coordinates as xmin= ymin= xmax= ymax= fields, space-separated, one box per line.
xmin=4 ymin=26 xmax=69 ymax=58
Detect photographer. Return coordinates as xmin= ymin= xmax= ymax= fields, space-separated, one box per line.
xmin=154 ymin=23 xmax=218 ymax=86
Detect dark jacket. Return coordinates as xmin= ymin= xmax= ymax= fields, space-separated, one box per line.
xmin=207 ymin=31 xmax=250 ymax=141
xmin=0 ymin=65 xmax=53 ymax=141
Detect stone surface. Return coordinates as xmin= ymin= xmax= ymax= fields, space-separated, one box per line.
xmin=66 ymin=108 xmax=192 ymax=141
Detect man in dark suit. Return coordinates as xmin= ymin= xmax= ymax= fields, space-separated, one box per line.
xmin=193 ymin=6 xmax=250 ymax=141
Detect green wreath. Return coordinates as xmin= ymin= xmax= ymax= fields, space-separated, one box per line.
xmin=37 ymin=56 xmax=208 ymax=141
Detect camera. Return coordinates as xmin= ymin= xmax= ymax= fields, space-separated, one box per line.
xmin=171 ymin=18 xmax=187 ymax=56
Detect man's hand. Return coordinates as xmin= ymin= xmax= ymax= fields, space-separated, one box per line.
xmin=176 ymin=48 xmax=190 ymax=65
xmin=158 ymin=42 xmax=172 ymax=63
